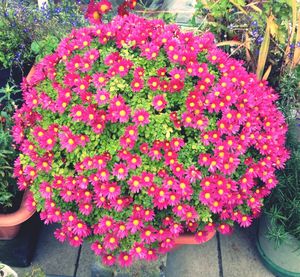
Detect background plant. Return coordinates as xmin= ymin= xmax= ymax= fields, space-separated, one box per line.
xmin=0 ymin=84 xmax=21 ymax=210
xmin=0 ymin=0 xmax=87 ymax=70
xmin=192 ymin=0 xmax=300 ymax=86
xmin=264 ymin=66 xmax=300 ymax=247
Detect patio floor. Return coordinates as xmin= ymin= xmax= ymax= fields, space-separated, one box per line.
xmin=11 ymin=221 xmax=274 ymax=277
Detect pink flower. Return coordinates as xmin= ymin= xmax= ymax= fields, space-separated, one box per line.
xmin=141 ymin=226 xmax=157 ymax=243
xmin=144 ymin=249 xmax=158 ymax=261
xmin=170 ymin=68 xmax=185 ymax=80
xmin=170 ymin=222 xmax=183 ymax=235
xmin=93 ymin=216 xmax=115 ymax=235
xmin=69 ymin=234 xmax=83 ymax=247
xmin=139 ymin=143 xmax=149 ymax=154
xmin=54 ymin=227 xmax=68 ymax=243
xmin=128 ymin=176 xmax=143 ymax=193
xmin=194 ymin=230 xmax=208 ymax=243
xmin=118 ymin=252 xmax=133 ymax=267
xmin=160 ymin=237 xmax=175 ymax=249
xmin=116 ymin=105 xmax=131 ymax=123
xmin=152 ymin=94 xmax=167 ymax=111
xmin=102 ymin=254 xmax=116 ymax=266
xmin=95 ymin=90 xmax=110 ymax=105
xmin=24 ymin=192 xmax=37 ymax=212
xmin=72 ymin=220 xmax=91 ymax=237
xmin=185 ymin=165 xmax=202 ymax=183
xmin=129 ymin=242 xmax=147 ymax=259
xmin=79 ymin=202 xmax=93 ymax=216
xmin=127 ymin=154 xmax=142 ymax=169
xmin=114 ymin=222 xmax=129 ymax=239
xmin=127 ymin=216 xmax=144 ymax=234
xmin=112 ymin=163 xmax=128 ymax=180
xmin=85 ymin=0 xmax=112 ymax=25
xmin=98 ymin=168 xmax=110 ymax=181
xmin=143 ymin=209 xmax=155 ymax=221
xmin=59 ymin=130 xmax=78 ymax=152
xmin=110 ymin=197 xmax=129 ymax=212
xmin=132 ymin=109 xmax=150 ymax=126
xmin=237 ymin=214 xmax=252 ymax=227
xmin=103 ymin=234 xmax=119 ymax=250
xmin=131 ymin=78 xmax=144 ymax=92
xmin=39 ymin=181 xmax=52 ymax=199
xmin=149 ymin=147 xmax=162 ymax=160
xmin=91 ymin=241 xmax=104 ymax=255
xmin=218 ymin=223 xmax=233 ymax=235
xmin=147 ymin=77 xmax=160 ymax=91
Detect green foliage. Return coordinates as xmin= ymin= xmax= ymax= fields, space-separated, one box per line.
xmin=265 ymin=127 xmax=300 ymax=244
xmin=264 ymin=67 xmax=300 ymax=244
xmin=0 ymin=84 xmax=20 ymax=209
xmin=31 ymin=35 xmax=60 ymax=62
xmin=277 ymin=66 xmax=300 ymax=120
xmin=24 ymin=267 xmax=46 ymax=277
xmin=192 ymin=0 xmax=298 ymax=84
xmin=0 ymin=0 xmax=86 ymax=70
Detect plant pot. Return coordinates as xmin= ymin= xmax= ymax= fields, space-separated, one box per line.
xmin=0 ymin=190 xmax=35 ymax=240
xmin=175 ymin=230 xmax=216 ymax=245
xmin=0 ymin=263 xmax=18 ymax=277
xmin=0 ymin=66 xmax=36 ymax=240
xmin=256 ymin=216 xmax=300 ymax=277
xmin=0 ymin=189 xmax=40 ymax=267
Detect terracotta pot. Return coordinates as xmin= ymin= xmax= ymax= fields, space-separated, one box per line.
xmin=175 ymin=229 xmax=216 ymax=245
xmin=26 ymin=65 xmax=35 ymax=80
xmin=0 ymin=66 xmax=36 ymax=240
xmin=0 ymin=190 xmax=35 ymax=240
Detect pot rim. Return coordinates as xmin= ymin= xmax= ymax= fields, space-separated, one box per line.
xmin=0 ymin=190 xmax=35 ymax=227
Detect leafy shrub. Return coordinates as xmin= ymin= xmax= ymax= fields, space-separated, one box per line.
xmin=264 ymin=67 xmax=300 ymax=246
xmin=0 ymin=85 xmax=20 ymax=210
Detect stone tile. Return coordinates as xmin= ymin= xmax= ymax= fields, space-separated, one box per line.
xmin=220 ymin=225 xmax=274 ymax=277
xmin=165 ymin=236 xmax=219 ymax=277
xmin=77 ymin=241 xmax=97 ymax=277
xmin=13 ymin=224 xmax=78 ymax=277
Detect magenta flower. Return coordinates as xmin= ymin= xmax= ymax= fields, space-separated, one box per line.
xmin=112 ymin=163 xmax=128 ymax=180
xmin=132 ymin=109 xmax=150 ymax=126
xmin=118 ymin=252 xmax=133 ymax=267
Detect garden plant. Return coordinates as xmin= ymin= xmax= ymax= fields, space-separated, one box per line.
xmin=12 ymin=0 xmax=290 ymax=268
xmin=0 ymin=0 xmax=86 ymax=72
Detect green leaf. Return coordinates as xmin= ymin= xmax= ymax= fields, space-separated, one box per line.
xmin=31 ymin=41 xmax=40 ymax=54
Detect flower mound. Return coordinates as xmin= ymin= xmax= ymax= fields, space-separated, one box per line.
xmin=13 ymin=14 xmax=289 ymax=266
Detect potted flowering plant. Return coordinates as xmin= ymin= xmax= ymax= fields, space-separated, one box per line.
xmin=13 ymin=1 xmax=289 ymax=267
xmin=256 ymin=67 xmax=300 ymax=277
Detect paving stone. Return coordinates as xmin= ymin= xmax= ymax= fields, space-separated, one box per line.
xmin=77 ymin=241 xmax=97 ymax=277
xmin=13 ymin=224 xmax=78 ymax=277
xmin=89 ymin=253 xmax=167 ymax=277
xmin=220 ymin=224 xmax=274 ymax=277
xmin=165 ymin=236 xmax=219 ymax=277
